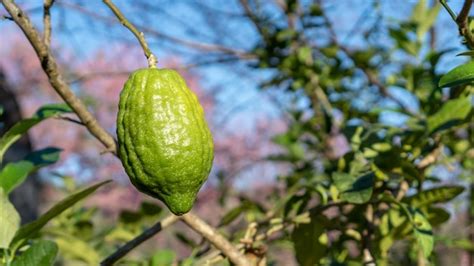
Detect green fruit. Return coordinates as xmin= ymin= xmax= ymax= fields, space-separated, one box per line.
xmin=117 ymin=68 xmax=214 ymax=215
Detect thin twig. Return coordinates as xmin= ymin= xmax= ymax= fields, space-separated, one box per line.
xmin=1 ymin=0 xmax=117 ymax=154
xmin=43 ymin=0 xmax=55 ymax=48
xmin=54 ymin=115 xmax=84 ymax=126
xmin=68 ymin=70 xmax=131 ymax=84
xmin=181 ymin=212 xmax=251 ymax=266
xmin=318 ymin=2 xmax=415 ymax=115
xmin=58 ymin=1 xmax=255 ymax=60
xmin=100 ymin=215 xmax=180 ymax=265
xmin=102 ymin=0 xmax=156 ymax=67
xmin=439 ymin=0 xmax=458 ymax=21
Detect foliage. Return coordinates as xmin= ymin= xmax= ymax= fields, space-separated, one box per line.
xmin=0 ymin=0 xmax=473 ymax=265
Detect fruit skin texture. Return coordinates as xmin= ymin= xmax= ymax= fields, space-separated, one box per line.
xmin=117 ymin=68 xmax=214 ymax=215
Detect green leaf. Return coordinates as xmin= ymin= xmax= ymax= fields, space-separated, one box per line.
xmin=24 ymin=147 xmax=62 ymax=167
xmin=426 ymin=207 xmax=450 ymax=226
xmin=0 ymin=188 xmax=20 ymax=248
xmin=11 ymin=240 xmax=58 ymax=266
xmin=416 ymin=2 xmax=440 ymax=40
xmin=332 ymin=172 xmax=374 ymax=204
xmin=175 ymin=232 xmax=198 ymax=248
xmin=0 ymin=161 xmax=34 ymax=194
xmin=11 ymin=180 xmax=111 ymax=246
xmin=150 ymin=249 xmax=176 ymax=266
xmin=398 ymin=205 xmax=434 ymax=257
xmin=412 ymin=209 xmax=434 ymax=257
xmin=140 ymin=201 xmax=162 ymax=216
xmin=297 ymin=46 xmax=313 ymax=65
xmin=456 ymin=51 xmax=474 ymax=57
xmin=439 ymin=61 xmax=474 ymax=87
xmin=427 ymin=97 xmax=472 ymax=133
xmin=54 ymin=234 xmax=100 ymax=265
xmin=0 ymin=148 xmax=61 ymax=194
xmin=439 ymin=238 xmax=474 ymax=251
xmin=219 ymin=200 xmax=254 ymax=226
xmin=0 ymin=103 xmax=71 ymax=162
xmin=403 ymin=185 xmax=464 ymax=207
xmin=292 ymin=215 xmax=328 ymax=266
xmin=219 ymin=205 xmax=245 ymax=226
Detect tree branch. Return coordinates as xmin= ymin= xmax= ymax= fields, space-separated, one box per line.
xmin=181 ymin=212 xmax=251 ymax=266
xmin=100 ymin=215 xmax=180 ymax=266
xmin=1 ymin=0 xmax=117 ymax=154
xmin=43 ymin=0 xmax=54 ymax=48
xmin=456 ymin=0 xmax=474 ymax=48
xmin=440 ymin=0 xmax=474 ymax=48
xmin=102 ymin=0 xmax=157 ymax=67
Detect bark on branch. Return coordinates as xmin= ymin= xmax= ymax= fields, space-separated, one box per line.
xmin=1 ymin=0 xmax=117 ymax=154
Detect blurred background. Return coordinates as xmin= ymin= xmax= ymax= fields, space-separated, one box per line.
xmin=0 ymin=0 xmax=473 ymax=265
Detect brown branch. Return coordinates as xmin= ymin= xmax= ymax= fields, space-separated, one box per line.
xmin=54 ymin=115 xmax=84 ymax=126
xmin=43 ymin=0 xmax=54 ymax=48
xmin=1 ymin=0 xmax=117 ymax=154
xmin=456 ymin=0 xmax=474 ymax=48
xmin=102 ymin=0 xmax=156 ymax=67
xmin=101 ymin=215 xmax=180 ymax=265
xmin=181 ymin=212 xmax=251 ymax=266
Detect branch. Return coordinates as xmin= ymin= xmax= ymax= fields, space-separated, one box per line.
xmin=440 ymin=0 xmax=474 ymax=48
xmin=102 ymin=0 xmax=157 ymax=67
xmin=181 ymin=212 xmax=251 ymax=266
xmin=456 ymin=0 xmax=474 ymax=48
xmin=101 ymin=215 xmax=180 ymax=265
xmin=1 ymin=0 xmax=117 ymax=154
xmin=43 ymin=0 xmax=54 ymax=48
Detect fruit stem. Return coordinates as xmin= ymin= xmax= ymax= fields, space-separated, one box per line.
xmin=103 ymin=0 xmax=158 ymax=68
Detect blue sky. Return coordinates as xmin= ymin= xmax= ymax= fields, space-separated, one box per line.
xmin=0 ymin=0 xmax=470 ymax=186
xmin=1 ymin=0 xmax=468 ymax=127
